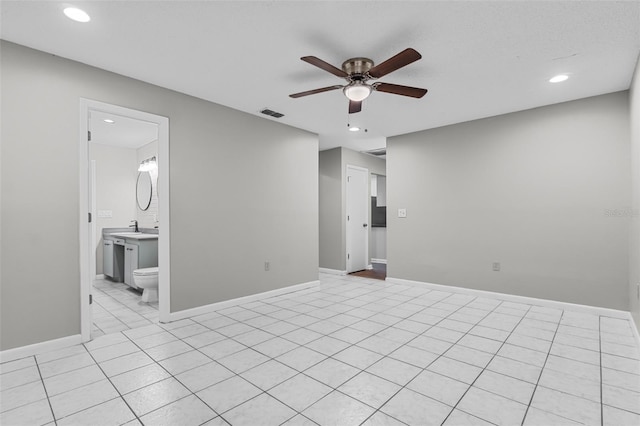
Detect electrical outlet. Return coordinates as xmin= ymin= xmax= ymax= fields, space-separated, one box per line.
xmin=265 ymin=261 xmax=270 ymax=271
xmin=398 ymin=208 xmax=407 ymax=218
xmin=492 ymin=262 xmax=501 ymax=272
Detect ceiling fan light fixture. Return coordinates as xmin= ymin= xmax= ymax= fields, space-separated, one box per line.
xmin=291 ymin=48 xmax=426 ymax=114
xmin=344 ymin=83 xmax=371 ymax=102
xmin=349 ymin=126 xmax=361 ymax=132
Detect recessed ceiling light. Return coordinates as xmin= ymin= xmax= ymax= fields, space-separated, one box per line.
xmin=549 ymin=74 xmax=569 ymax=83
xmin=349 ymin=126 xmax=360 ymax=132
xmin=64 ymin=7 xmax=91 ymax=23
xmin=103 ymin=119 xmax=115 ymax=124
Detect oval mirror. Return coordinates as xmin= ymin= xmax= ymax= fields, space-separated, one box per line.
xmin=136 ymin=171 xmax=152 ymax=211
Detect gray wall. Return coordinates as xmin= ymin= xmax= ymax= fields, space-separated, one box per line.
xmin=630 ymin=56 xmax=640 ymax=328
xmin=318 ymin=147 xmax=385 ymax=271
xmin=0 ymin=41 xmax=318 ymax=351
xmin=388 ymin=92 xmax=631 ymax=310
xmin=319 ymin=148 xmax=343 ymax=270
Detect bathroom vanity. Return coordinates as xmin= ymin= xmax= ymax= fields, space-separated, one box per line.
xmin=103 ymin=229 xmax=158 ymax=288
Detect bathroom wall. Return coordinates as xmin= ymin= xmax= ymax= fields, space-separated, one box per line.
xmin=136 ymin=140 xmax=159 ymax=229
xmin=387 ymin=92 xmax=631 ymax=310
xmin=0 ymin=41 xmax=318 ymax=351
xmin=89 ymin=143 xmax=138 ymax=275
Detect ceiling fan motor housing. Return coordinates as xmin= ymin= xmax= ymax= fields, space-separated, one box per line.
xmin=290 ymin=48 xmax=426 ymax=114
xmin=342 ymin=58 xmax=374 ymax=80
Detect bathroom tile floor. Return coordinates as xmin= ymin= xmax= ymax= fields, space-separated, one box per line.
xmin=92 ymin=279 xmax=159 ymax=338
xmin=2 ymin=273 xmax=640 ymax=425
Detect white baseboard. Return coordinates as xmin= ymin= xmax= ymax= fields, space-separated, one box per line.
xmin=371 ymin=258 xmax=387 ymax=264
xmin=0 ymin=334 xmax=82 ymax=363
xmin=386 ymin=277 xmax=632 ymax=319
xmin=319 ymin=268 xmax=347 ymax=276
xmin=165 ymin=280 xmax=320 ymax=323
xmin=95 ymin=274 xmax=105 ymax=280
xmin=366 ymin=264 xmax=373 ymax=270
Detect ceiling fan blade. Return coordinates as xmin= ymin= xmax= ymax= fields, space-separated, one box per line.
xmin=289 ymin=85 xmax=343 ymax=98
xmin=374 ymin=82 xmax=428 ymax=98
xmin=368 ymin=48 xmax=422 ymax=78
xmin=301 ymin=56 xmax=348 ymax=78
xmin=349 ymin=100 xmax=362 ymax=114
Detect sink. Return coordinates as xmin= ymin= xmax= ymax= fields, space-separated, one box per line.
xmin=111 ymin=232 xmax=142 ymax=236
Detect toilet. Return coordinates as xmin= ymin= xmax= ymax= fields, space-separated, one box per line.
xmin=132 ymin=267 xmax=159 ymax=303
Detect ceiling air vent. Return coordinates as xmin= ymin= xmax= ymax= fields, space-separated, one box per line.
xmin=364 ymin=148 xmax=386 ymax=157
xmin=260 ymin=108 xmax=284 ymax=118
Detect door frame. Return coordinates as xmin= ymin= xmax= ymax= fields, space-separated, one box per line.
xmin=345 ymin=164 xmax=369 ymax=273
xmin=79 ymin=98 xmax=171 ymax=342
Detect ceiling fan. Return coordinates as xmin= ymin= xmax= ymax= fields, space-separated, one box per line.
xmin=290 ymin=48 xmax=428 ymax=114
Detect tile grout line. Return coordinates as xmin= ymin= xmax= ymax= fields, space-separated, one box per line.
xmin=78 ymin=339 xmax=144 ymax=425
xmin=14 ymin=275 xmax=637 ymax=426
xmin=178 ymin=310 xmax=344 ymax=425
xmin=328 ymin=283 xmax=563 ymax=421
xmin=91 ymin=280 xmax=158 ymax=336
xmin=273 ymin=289 xmax=455 ymax=425
xmin=519 ymin=309 xmax=565 ymax=426
xmin=439 ymin=303 xmax=535 ymax=425
xmin=202 ymin=281 xmax=427 ymax=423
xmin=33 ymin=341 xmax=136 ymax=424
xmin=172 ymin=280 xmax=446 ymax=424
xmin=33 ymin=355 xmax=58 ymax=426
xmin=357 ymin=292 xmax=507 ymax=426
xmin=599 ymin=315 xmax=604 ymax=426
xmin=119 ymin=327 xmax=230 ymax=424
xmin=4 ymin=281 xmax=436 ymax=426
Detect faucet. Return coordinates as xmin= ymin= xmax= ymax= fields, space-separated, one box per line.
xmin=130 ymin=220 xmax=139 ymax=233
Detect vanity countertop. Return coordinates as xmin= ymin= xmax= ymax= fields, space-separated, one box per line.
xmin=109 ymin=232 xmax=158 ymax=240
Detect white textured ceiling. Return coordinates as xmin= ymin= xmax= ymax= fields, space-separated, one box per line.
xmin=90 ymin=110 xmax=158 ymax=149
xmin=2 ymin=1 xmax=639 ymax=153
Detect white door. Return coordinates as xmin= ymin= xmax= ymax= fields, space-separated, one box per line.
xmin=346 ymin=165 xmax=369 ymax=272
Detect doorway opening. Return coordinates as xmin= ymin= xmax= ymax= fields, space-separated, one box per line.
xmin=368 ymin=173 xmax=387 ymax=280
xmin=346 ymin=165 xmax=369 ymax=274
xmin=79 ymin=99 xmax=170 ymax=342
xmin=348 ymin=171 xmax=387 ymax=280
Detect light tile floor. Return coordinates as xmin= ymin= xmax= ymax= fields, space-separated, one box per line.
xmin=2 ymin=273 xmax=640 ymax=425
xmin=92 ymin=279 xmax=159 ymax=338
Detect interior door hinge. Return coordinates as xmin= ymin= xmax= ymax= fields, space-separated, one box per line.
xmin=88 ymin=212 xmax=92 ymax=223
xmin=88 ymin=130 xmax=92 ymax=142
xmin=89 ymin=294 xmax=93 ymax=305
xmin=347 ymin=253 xmax=350 ymax=259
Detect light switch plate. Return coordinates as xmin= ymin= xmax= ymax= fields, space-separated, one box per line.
xmin=398 ymin=208 xmax=407 ymax=218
